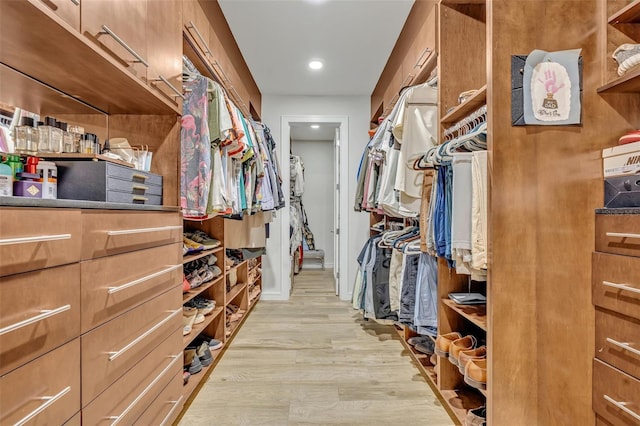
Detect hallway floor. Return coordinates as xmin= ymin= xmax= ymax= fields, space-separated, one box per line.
xmin=178 ymin=269 xmax=454 ymax=425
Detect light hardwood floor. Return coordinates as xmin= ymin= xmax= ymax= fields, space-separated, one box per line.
xmin=179 ymin=269 xmax=454 ymax=426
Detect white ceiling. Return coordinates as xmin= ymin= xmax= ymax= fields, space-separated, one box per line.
xmin=217 ymin=0 xmax=415 ymax=96
xmin=290 ymin=122 xmax=339 ymax=141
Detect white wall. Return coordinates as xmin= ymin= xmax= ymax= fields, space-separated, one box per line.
xmin=261 ymin=95 xmax=370 ymax=300
xmin=291 ymin=139 xmax=335 ymax=268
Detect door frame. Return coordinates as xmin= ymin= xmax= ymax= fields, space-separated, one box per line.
xmin=280 ymin=115 xmax=349 ymax=299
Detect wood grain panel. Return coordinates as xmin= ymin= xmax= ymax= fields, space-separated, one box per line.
xmin=38 ymin=0 xmax=79 ymax=30
xmin=81 ymin=287 xmax=181 ymax=405
xmin=133 ymin=371 xmax=183 ymax=425
xmin=596 ymin=214 xmax=640 ymax=257
xmin=593 ymin=358 xmax=640 ymax=426
xmin=82 ymin=330 xmax=182 ymax=424
xmin=0 ymin=264 xmax=80 ymax=376
xmin=80 ymin=243 xmax=182 ymax=333
xmin=0 ymin=339 xmax=80 ymax=426
xmin=595 ymin=308 xmax=640 ymax=379
xmin=592 ymin=252 xmax=640 ymax=321
xmin=0 ymin=207 xmax=82 ymax=277
xmin=81 ymin=210 xmax=181 ymax=259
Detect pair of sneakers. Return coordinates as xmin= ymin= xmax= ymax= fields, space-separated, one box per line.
xmin=184 ymin=341 xmax=213 ymax=375
xmin=184 ymin=230 xmax=221 ymax=250
xmin=407 ymin=334 xmax=435 ymax=356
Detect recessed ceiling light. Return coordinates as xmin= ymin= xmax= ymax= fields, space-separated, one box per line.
xmin=310 ymin=124 xmax=320 ymax=129
xmin=309 ymin=60 xmax=323 ymax=70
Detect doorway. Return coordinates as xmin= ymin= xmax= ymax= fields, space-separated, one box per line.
xmin=280 ymin=115 xmax=349 ymax=299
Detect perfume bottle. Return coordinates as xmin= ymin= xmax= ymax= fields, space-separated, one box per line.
xmin=81 ymin=133 xmax=98 ymax=154
xmin=68 ymin=124 xmax=84 ymax=153
xmin=38 ymin=116 xmax=57 ymax=153
xmin=14 ymin=117 xmax=38 ymax=155
xmin=58 ymin=121 xmax=74 ymax=153
xmin=50 ymin=119 xmax=63 ymax=153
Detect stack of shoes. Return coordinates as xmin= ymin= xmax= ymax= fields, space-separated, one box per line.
xmin=184 ymin=296 xmax=216 ymax=317
xmin=184 ymin=230 xmax=221 ymax=250
xmin=464 ymin=358 xmax=487 ymax=391
xmin=449 ymin=335 xmax=478 ymax=368
xmin=247 ymin=258 xmax=259 ymax=269
xmin=457 ymin=346 xmax=486 ymax=375
xmin=613 ymin=44 xmax=640 ymax=76
xmin=407 ymin=335 xmax=435 ymax=355
xmin=183 ymin=347 xmax=202 ymax=376
xmin=249 ymin=284 xmax=262 ymax=302
xmin=195 ymin=335 xmax=224 ymax=351
xmin=184 ymin=254 xmax=222 ymax=290
xmin=183 ymin=306 xmax=198 ymax=336
xmin=182 ymin=274 xmax=191 ymax=293
xmin=225 ymin=249 xmax=243 ymax=266
xmin=434 ymin=332 xmax=462 ymax=358
xmin=464 ymin=406 xmax=486 ymax=426
xmin=183 ymin=235 xmax=204 ymax=255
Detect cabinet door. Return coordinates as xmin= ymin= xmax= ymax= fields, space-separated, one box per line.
xmin=147 ymin=0 xmax=183 ymax=108
xmin=403 ymin=6 xmax=436 ymax=81
xmin=183 ymin=0 xmax=212 ymax=59
xmin=39 ymin=0 xmax=80 ymax=31
xmin=81 ymin=0 xmax=147 ymax=81
xmin=382 ymin=67 xmax=402 ymax=118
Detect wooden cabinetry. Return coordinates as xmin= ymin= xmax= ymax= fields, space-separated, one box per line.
xmin=38 ymin=0 xmax=80 ymax=30
xmin=593 ymin=210 xmax=640 ymax=426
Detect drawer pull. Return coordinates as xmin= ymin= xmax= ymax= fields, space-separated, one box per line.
xmin=0 ymin=305 xmax=71 ymax=336
xmin=108 ymin=264 xmax=182 ymax=294
xmin=604 ymin=394 xmax=640 ymax=422
xmin=100 ymin=25 xmax=149 ymax=67
xmin=108 ymin=310 xmax=180 ymax=361
xmin=0 ymin=233 xmax=71 ymax=246
xmin=70 ymin=0 xmax=80 ymax=5
xmin=414 ymin=48 xmax=432 ymax=68
xmin=213 ymin=60 xmax=231 ymax=83
xmin=603 ymin=280 xmax=640 ymax=295
xmin=132 ymin=196 xmax=148 ymax=202
xmin=186 ymin=21 xmax=212 ymax=56
xmin=107 ymin=225 xmax=181 ymax=236
xmin=606 ymin=232 xmax=640 ymax=240
xmin=132 ymin=173 xmax=148 ymax=180
xmin=152 ymin=75 xmax=185 ymax=100
xmin=14 ymin=386 xmax=71 ymax=426
xmin=109 ymin=355 xmax=180 ymax=425
xmin=159 ymin=396 xmax=184 ymax=426
xmin=606 ymin=337 xmax=640 ymax=357
xmin=132 ymin=184 xmax=149 ymax=191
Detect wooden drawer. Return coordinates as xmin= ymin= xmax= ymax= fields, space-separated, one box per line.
xmin=596 ymin=214 xmax=640 ymax=257
xmin=39 ymin=0 xmax=80 ymax=30
xmin=593 ymin=252 xmax=640 ymax=321
xmin=593 ymin=358 xmax=640 ymax=426
xmin=596 ymin=308 xmax=640 ymax=380
xmin=0 ymin=339 xmax=80 ymax=426
xmin=81 ymin=242 xmax=181 ymax=333
xmin=133 ymin=370 xmax=183 ymax=425
xmin=1 ymin=264 xmax=80 ymax=375
xmin=81 ymin=287 xmax=181 ymax=405
xmin=81 ymin=210 xmax=181 ymax=260
xmin=0 ymin=207 xmax=81 ymax=277
xmin=64 ymin=411 xmax=81 ymax=426
xmin=82 ymin=330 xmax=182 ymax=425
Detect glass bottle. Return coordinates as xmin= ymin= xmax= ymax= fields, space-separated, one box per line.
xmin=81 ymin=133 xmax=97 ymax=154
xmin=38 ymin=116 xmax=57 ymax=153
xmin=50 ymin=119 xmax=63 ymax=153
xmin=14 ymin=117 xmax=38 ymax=155
xmin=57 ymin=121 xmax=74 ymax=153
xmin=67 ymin=124 xmax=84 ymax=153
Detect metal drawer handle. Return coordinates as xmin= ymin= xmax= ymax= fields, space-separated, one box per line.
xmin=606 ymin=232 xmax=640 ymax=240
xmin=414 ymin=47 xmax=432 ymax=68
xmin=0 ymin=233 xmax=71 ymax=246
xmin=107 ymin=225 xmax=181 ymax=236
xmin=187 ymin=21 xmax=212 ymax=56
xmin=14 ymin=386 xmax=71 ymax=426
xmin=604 ymin=395 xmax=640 ymax=422
xmin=100 ymin=25 xmax=149 ymax=67
xmin=213 ymin=60 xmax=231 ymax=83
xmin=159 ymin=396 xmax=184 ymax=426
xmin=606 ymin=338 xmax=640 ymax=357
xmin=108 ymin=310 xmax=180 ymax=361
xmin=132 ymin=173 xmax=148 ymax=180
xmin=132 ymin=184 xmax=149 ymax=191
xmin=152 ymin=75 xmax=185 ymax=100
xmin=603 ymin=280 xmax=640 ymax=295
xmin=108 ymin=264 xmax=181 ymax=294
xmin=0 ymin=305 xmax=71 ymax=336
xmin=70 ymin=0 xmax=80 ymax=5
xmin=132 ymin=196 xmax=149 ymax=202
xmin=401 ymin=73 xmax=415 ymax=88
xmin=109 ymin=355 xmax=181 ymax=425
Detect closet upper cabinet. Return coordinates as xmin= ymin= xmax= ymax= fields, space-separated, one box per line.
xmin=38 ymin=0 xmax=80 ymax=31
xmin=183 ymin=0 xmax=212 ymax=61
xmin=402 ymin=5 xmax=436 ymax=85
xmin=147 ymin=0 xmax=183 ymax=108
xmin=81 ymin=0 xmax=148 ymax=82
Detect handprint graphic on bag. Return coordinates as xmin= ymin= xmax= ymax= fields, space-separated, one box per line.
xmin=537 ymin=69 xmax=564 ymax=109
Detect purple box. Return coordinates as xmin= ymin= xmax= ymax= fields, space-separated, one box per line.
xmin=13 ymin=180 xmax=42 ymax=198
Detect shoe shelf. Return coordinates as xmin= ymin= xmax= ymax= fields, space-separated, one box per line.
xmin=441 ymin=299 xmax=487 ymax=331
xmin=182 ymin=247 xmax=224 ymax=265
xmin=597 ymin=66 xmax=640 ymax=93
xmin=225 ymin=260 xmax=247 ymax=276
xmin=440 ymin=84 xmax=487 ymax=125
xmin=183 ymin=306 xmax=225 ymax=349
xmin=609 ymin=0 xmax=640 ymax=24
xmin=226 ymin=282 xmax=248 ymax=305
xmin=183 ymin=275 xmax=224 ymax=304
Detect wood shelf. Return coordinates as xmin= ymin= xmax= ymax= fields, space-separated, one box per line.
xmin=35 ymin=153 xmax=135 ymax=168
xmin=224 ymin=260 xmax=247 ymax=276
xmin=441 ymin=0 xmax=486 ymax=5
xmin=183 ymin=275 xmax=223 ymax=304
xmin=183 ymin=306 xmax=224 ymax=349
xmin=442 ymin=299 xmax=487 ymax=331
xmin=182 ymin=347 xmax=223 ymax=401
xmin=597 ymin=66 xmax=640 ymax=93
xmin=609 ymin=0 xmax=640 ymax=24
xmin=183 ymin=214 xmax=220 ymax=222
xmin=441 ymin=85 xmax=487 ymax=125
xmin=226 ymin=282 xmax=247 ymax=305
xmin=395 ymin=329 xmax=484 ymax=424
xmin=182 ymin=247 xmax=223 ymax=265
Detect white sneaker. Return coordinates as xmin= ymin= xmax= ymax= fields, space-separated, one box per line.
xmin=613 ymin=43 xmax=640 ymax=76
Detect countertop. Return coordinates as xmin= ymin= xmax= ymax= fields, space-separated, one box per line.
xmin=0 ymin=196 xmax=180 ymax=211
xmin=595 ymin=207 xmax=640 ymax=215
